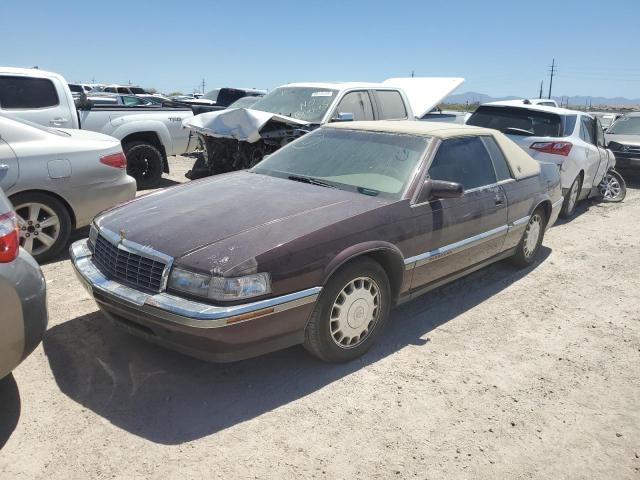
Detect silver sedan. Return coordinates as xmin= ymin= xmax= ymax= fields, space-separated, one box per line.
xmin=0 ymin=189 xmax=47 ymax=379
xmin=0 ymin=114 xmax=136 ymax=262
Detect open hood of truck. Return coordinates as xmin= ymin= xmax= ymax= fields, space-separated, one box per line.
xmin=183 ymin=108 xmax=310 ymax=143
xmin=382 ymin=77 xmax=464 ymax=118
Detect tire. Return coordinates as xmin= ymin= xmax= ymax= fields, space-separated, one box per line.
xmin=124 ymin=141 xmax=163 ymax=189
xmin=560 ymin=174 xmax=582 ymax=218
xmin=510 ymin=206 xmax=547 ymax=268
xmin=304 ymin=257 xmax=391 ymax=363
xmin=598 ymin=170 xmax=626 ymax=203
xmin=10 ymin=192 xmax=72 ymax=263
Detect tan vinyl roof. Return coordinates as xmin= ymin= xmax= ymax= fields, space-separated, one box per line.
xmin=323 ymin=120 xmax=541 ymax=180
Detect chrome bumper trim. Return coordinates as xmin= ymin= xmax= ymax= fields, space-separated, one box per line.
xmin=70 ymin=239 xmax=321 ymax=328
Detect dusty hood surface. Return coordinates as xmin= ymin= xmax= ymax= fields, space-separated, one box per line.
xmin=382 ymin=77 xmax=464 ymax=118
xmin=95 ymin=171 xmax=386 ymax=275
xmin=605 ymin=133 xmax=640 ymax=146
xmin=183 ymin=107 xmax=310 ymax=143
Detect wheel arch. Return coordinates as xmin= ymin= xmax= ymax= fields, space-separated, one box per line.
xmin=322 ymin=242 xmax=406 ymax=304
xmin=9 ymin=189 xmax=77 ymax=229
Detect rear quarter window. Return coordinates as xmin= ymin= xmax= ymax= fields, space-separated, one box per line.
xmin=376 ymin=90 xmax=407 ymax=119
xmin=0 ymin=76 xmax=59 ymax=109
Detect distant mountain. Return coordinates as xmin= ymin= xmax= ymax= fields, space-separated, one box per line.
xmin=444 ymin=91 xmax=640 ymax=107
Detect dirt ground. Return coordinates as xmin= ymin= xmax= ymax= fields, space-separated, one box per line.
xmin=1 ymin=156 xmax=639 ymax=480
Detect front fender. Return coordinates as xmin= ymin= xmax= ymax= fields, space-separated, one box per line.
xmin=323 ymin=241 xmax=407 ymax=300
xmin=110 ymin=120 xmax=172 ymax=153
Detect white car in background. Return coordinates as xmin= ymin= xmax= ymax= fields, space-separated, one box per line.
xmin=467 ymin=102 xmax=624 ymax=217
xmin=0 ymin=114 xmax=136 ymax=262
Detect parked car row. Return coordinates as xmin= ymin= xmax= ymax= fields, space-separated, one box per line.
xmin=0 ymin=65 xmax=633 ymax=375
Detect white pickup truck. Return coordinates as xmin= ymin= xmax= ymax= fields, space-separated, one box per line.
xmin=184 ymin=77 xmax=465 ymax=178
xmin=0 ymin=67 xmax=197 ymax=188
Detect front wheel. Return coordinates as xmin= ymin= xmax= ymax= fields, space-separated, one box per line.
xmin=304 ymin=258 xmax=391 ymax=362
xmin=510 ymin=207 xmax=547 ymax=268
xmin=598 ymin=170 xmax=626 ymax=203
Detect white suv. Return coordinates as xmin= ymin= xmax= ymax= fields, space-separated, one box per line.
xmin=467 ymin=102 xmax=620 ymax=217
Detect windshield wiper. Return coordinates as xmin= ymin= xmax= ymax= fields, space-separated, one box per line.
xmin=287 ymin=175 xmax=336 ymax=189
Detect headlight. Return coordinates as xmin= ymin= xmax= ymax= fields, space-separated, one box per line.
xmin=168 ymin=267 xmax=271 ymax=302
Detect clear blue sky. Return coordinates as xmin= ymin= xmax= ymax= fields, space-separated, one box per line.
xmin=2 ymin=0 xmax=639 ymax=99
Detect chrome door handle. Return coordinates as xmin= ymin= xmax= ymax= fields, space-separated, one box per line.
xmin=50 ymin=118 xmax=68 ymax=126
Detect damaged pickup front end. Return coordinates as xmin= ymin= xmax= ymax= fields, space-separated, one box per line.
xmin=184 ymin=107 xmax=316 ymax=178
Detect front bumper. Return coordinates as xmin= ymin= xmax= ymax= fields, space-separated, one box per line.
xmin=70 ymin=240 xmax=320 ymax=362
xmin=610 ymin=152 xmax=640 ymax=170
xmin=547 ymin=197 xmax=563 ymax=228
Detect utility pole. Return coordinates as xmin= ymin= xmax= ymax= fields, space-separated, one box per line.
xmin=539 ymin=80 xmax=544 ymax=99
xmin=411 ymin=70 xmax=415 ymax=78
xmin=201 ymin=78 xmax=206 ymax=94
xmin=548 ymin=58 xmax=556 ymax=99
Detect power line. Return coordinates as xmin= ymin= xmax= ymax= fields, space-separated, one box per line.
xmin=548 ymin=58 xmax=557 ymax=99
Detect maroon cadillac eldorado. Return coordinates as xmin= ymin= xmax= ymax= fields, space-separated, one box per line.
xmin=70 ymin=121 xmax=562 ymax=363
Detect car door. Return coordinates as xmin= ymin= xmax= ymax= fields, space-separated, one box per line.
xmin=0 ymin=137 xmax=19 ymax=191
xmin=408 ymin=135 xmax=508 ymax=289
xmin=330 ymin=91 xmax=375 ymax=121
xmin=0 ymin=75 xmax=72 ymax=128
xmin=579 ymin=115 xmax=601 ymax=189
xmin=593 ymin=117 xmax=611 ymax=185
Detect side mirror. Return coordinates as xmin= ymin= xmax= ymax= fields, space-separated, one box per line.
xmin=331 ymin=112 xmax=354 ymax=122
xmin=418 ymin=179 xmax=464 ymax=202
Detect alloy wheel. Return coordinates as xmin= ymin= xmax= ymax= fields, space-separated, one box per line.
xmin=14 ymin=202 xmax=61 ymax=256
xmin=567 ymin=180 xmax=579 ymax=213
xmin=599 ymin=173 xmax=621 ymax=200
xmin=329 ymin=276 xmax=380 ymax=349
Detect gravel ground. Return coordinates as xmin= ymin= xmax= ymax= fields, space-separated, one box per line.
xmin=1 ymin=157 xmax=639 ymax=479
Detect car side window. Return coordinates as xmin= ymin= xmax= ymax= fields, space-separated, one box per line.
xmin=334 ymin=91 xmax=374 ymax=121
xmin=376 ymin=90 xmax=407 ymax=119
xmin=104 ymin=87 xmax=116 ymax=93
xmin=0 ymin=76 xmax=59 ymax=109
xmin=428 ymin=136 xmax=497 ymax=190
xmin=580 ymin=116 xmax=595 ymax=145
xmin=117 ymin=87 xmax=129 ymax=94
xmin=481 ymin=136 xmax=512 ymax=181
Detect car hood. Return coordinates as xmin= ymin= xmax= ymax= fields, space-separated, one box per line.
xmin=183 ymin=107 xmax=310 ymax=143
xmin=95 ymin=171 xmax=387 ymax=275
xmin=605 ymin=133 xmax=640 ymax=146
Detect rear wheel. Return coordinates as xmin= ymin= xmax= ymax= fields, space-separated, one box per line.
xmin=124 ymin=141 xmax=163 ymax=189
xmin=11 ymin=192 xmax=72 ymax=263
xmin=304 ymin=258 xmax=391 ymax=362
xmin=560 ymin=174 xmax=582 ymax=218
xmin=510 ymin=207 xmax=547 ymax=268
xmin=598 ymin=170 xmax=626 ymax=203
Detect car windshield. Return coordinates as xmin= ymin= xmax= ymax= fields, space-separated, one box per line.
xmin=250 ymin=87 xmax=338 ymax=123
xmin=607 ymin=116 xmax=640 ymax=135
xmin=467 ymin=106 xmax=574 ymax=137
xmin=203 ymin=88 xmax=221 ymax=101
xmin=251 ymin=128 xmax=429 ymax=200
xmin=227 ymin=96 xmax=262 ymax=109
xmin=596 ymin=115 xmax=616 ymax=128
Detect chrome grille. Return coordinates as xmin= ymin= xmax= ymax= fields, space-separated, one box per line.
xmin=92 ymin=233 xmax=166 ymax=292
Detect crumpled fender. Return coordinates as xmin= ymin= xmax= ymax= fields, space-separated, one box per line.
xmin=183 ymin=108 xmax=310 ymax=143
